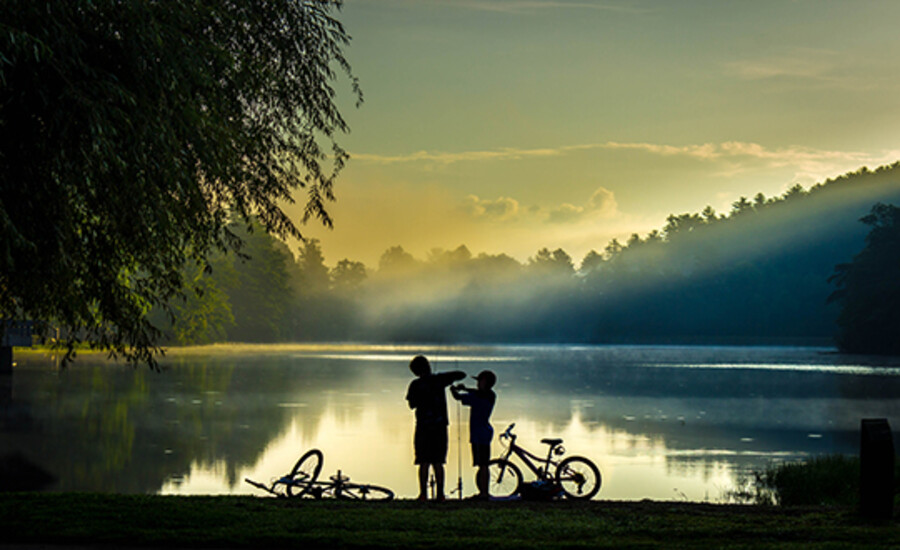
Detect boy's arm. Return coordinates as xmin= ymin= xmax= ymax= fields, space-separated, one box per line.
xmin=449 ymin=385 xmax=462 ymax=401
xmin=452 ymin=385 xmax=477 ymax=405
xmin=437 ymin=371 xmax=466 ymax=387
xmin=406 ymin=383 xmax=418 ymax=409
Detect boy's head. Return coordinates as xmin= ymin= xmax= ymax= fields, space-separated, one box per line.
xmin=474 ymin=370 xmax=496 ymax=389
xmin=409 ymin=355 xmax=431 ymax=377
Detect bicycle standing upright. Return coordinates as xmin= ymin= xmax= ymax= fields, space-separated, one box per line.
xmin=488 ymin=423 xmax=601 ymax=500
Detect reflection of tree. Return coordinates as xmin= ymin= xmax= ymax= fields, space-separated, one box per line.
xmin=4 ymin=353 xmax=368 ymax=493
xmin=486 ymin=347 xmax=900 ymax=478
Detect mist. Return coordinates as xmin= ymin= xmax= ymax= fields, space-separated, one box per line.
xmin=152 ymin=163 xmax=900 ymax=348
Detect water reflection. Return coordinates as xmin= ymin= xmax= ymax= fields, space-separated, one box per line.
xmin=2 ymin=345 xmax=899 ymax=501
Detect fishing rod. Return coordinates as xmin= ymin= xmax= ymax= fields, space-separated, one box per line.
xmin=455 ymin=358 xmax=463 ymax=500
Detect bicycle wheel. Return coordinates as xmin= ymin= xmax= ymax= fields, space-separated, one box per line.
xmin=487 ymin=459 xmax=523 ymax=499
xmin=336 ymin=483 xmax=394 ymax=501
xmin=555 ymin=456 xmax=601 ymax=500
xmin=286 ymin=449 xmax=324 ymax=497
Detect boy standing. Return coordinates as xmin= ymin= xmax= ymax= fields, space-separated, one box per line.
xmin=406 ymin=355 xmax=466 ymax=501
xmin=451 ymin=369 xmax=497 ymax=500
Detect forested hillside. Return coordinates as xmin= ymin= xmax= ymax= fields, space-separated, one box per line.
xmin=156 ymin=163 xmax=900 ymax=348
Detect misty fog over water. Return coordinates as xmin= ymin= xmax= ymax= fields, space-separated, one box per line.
xmin=3 ymin=344 xmax=899 ymax=501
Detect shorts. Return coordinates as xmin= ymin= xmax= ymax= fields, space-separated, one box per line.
xmin=471 ymin=442 xmax=490 ymax=467
xmin=414 ymin=425 xmax=448 ymax=465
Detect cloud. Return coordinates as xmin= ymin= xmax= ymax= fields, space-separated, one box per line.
xmin=462 ymin=186 xmax=619 ymax=226
xmin=353 ymin=148 xmax=562 ymax=165
xmin=384 ymin=0 xmax=647 ymax=15
xmin=589 ymin=186 xmax=618 ymax=216
xmin=725 ymin=54 xmax=836 ymax=81
xmin=355 ymin=141 xmax=899 ymax=185
xmin=463 ymin=195 xmax=520 ymax=221
xmin=722 ymin=48 xmax=878 ymax=91
xmin=547 ymin=203 xmax=585 ymax=224
xmin=547 ymin=186 xmax=619 ymax=224
xmin=356 ymin=141 xmax=884 ymax=167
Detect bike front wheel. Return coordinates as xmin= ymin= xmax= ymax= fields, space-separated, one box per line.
xmin=286 ymin=449 xmax=324 ymax=497
xmin=336 ymin=483 xmax=394 ymax=501
xmin=487 ymin=459 xmax=523 ymax=499
xmin=555 ymin=456 xmax=601 ymax=500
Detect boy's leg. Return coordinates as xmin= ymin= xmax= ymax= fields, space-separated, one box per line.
xmin=417 ymin=464 xmax=430 ymax=500
xmin=470 ymin=442 xmax=490 ymax=498
xmin=476 ymin=465 xmax=488 ymax=497
xmin=434 ymin=464 xmax=445 ymax=501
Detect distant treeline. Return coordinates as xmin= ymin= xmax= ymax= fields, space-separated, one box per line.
xmin=154 ymin=163 xmax=900 ymax=352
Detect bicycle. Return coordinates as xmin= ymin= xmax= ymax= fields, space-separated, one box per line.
xmin=488 ymin=423 xmax=601 ymax=500
xmin=245 ymin=448 xmax=394 ymax=501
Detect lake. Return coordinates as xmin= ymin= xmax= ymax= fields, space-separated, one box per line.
xmin=3 ymin=344 xmax=900 ymax=501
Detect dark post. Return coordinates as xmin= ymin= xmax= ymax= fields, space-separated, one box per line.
xmin=860 ymin=418 xmax=894 ymax=520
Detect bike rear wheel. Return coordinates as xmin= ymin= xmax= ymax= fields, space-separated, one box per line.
xmin=487 ymin=458 xmax=523 ymax=499
xmin=337 ymin=483 xmax=394 ymax=501
xmin=555 ymin=456 xmax=601 ymax=500
xmin=286 ymin=449 xmax=324 ymax=497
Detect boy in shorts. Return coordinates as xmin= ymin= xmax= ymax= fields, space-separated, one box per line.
xmin=451 ymin=369 xmax=497 ymax=500
xmin=406 ymin=355 xmax=466 ymax=501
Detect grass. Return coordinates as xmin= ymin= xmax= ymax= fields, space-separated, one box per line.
xmin=728 ymin=455 xmax=899 ymax=508
xmin=762 ymin=455 xmax=863 ymax=507
xmin=0 ymin=493 xmax=898 ymax=549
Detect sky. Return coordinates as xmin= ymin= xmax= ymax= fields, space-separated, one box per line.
xmin=288 ymin=0 xmax=900 ymax=267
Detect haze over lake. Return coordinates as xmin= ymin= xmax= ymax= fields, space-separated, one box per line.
xmin=4 ymin=345 xmax=899 ymax=501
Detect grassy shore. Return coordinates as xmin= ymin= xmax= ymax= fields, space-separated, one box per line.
xmin=0 ymin=493 xmax=897 ymax=549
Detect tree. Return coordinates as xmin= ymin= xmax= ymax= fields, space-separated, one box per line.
xmin=160 ymin=262 xmax=235 ymax=346
xmin=295 ymin=239 xmax=331 ymax=295
xmin=828 ymin=203 xmax=900 ymax=354
xmin=378 ymin=246 xmax=418 ymax=275
xmin=427 ymin=245 xmax=472 ymax=267
xmin=529 ymin=248 xmax=574 ymax=276
xmin=782 ymin=184 xmax=807 ymax=201
xmin=579 ymin=250 xmax=604 ymax=275
xmin=0 ymin=1 xmax=360 ymax=363
xmin=663 ymin=213 xmax=705 ymax=239
xmin=730 ymin=197 xmax=753 ymax=216
xmin=218 ymin=224 xmax=296 ymax=343
xmin=701 ymin=206 xmax=719 ymax=223
xmin=604 ymin=239 xmax=625 ymax=260
xmin=331 ymin=259 xmax=367 ymax=292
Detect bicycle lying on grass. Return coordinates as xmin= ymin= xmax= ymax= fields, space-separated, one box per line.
xmin=245 ymin=448 xmax=394 ymax=501
xmin=489 ymin=423 xmax=601 ymax=500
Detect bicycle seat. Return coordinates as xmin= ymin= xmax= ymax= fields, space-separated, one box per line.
xmin=541 ymin=438 xmax=563 ymax=447
xmin=330 ymin=471 xmax=350 ymax=483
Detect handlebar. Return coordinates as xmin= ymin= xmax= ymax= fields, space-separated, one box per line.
xmin=500 ymin=423 xmax=516 ymax=441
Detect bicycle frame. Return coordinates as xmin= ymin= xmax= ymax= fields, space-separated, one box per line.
xmin=497 ymin=426 xmax=562 ymax=481
xmin=247 ymin=469 xmax=393 ymax=500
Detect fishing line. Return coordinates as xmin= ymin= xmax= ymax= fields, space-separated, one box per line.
xmin=456 ymin=359 xmax=463 ymax=499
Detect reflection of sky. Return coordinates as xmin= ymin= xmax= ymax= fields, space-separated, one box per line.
xmin=164 ymin=404 xmax=743 ymax=501
xmin=300 ymin=353 xmax=525 ymax=363
xmin=11 ymin=345 xmax=900 ymax=501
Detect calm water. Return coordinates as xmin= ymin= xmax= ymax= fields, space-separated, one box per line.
xmin=3 ymin=344 xmax=900 ymax=501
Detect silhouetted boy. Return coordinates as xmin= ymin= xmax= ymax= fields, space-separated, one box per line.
xmin=406 ymin=355 xmax=465 ymax=501
xmin=451 ymin=369 xmax=497 ymax=500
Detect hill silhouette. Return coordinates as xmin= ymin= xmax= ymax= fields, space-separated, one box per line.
xmin=159 ymin=162 xmax=900 ymax=349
